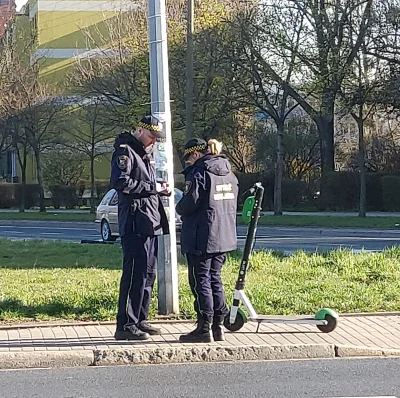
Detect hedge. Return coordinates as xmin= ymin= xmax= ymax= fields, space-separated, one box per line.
xmin=1 ymin=173 xmax=399 ymax=211
xmin=0 ymin=184 xmax=14 ymax=208
xmin=0 ymin=184 xmax=40 ymax=209
xmin=382 ymin=176 xmax=400 ymax=212
xmin=14 ymin=184 xmax=40 ymax=209
xmin=0 ymin=181 xmax=111 ymax=209
xmin=235 ymin=172 xmax=308 ymax=210
xmin=320 ymin=171 xmax=400 ymax=211
xmin=48 ymin=185 xmax=79 ymax=209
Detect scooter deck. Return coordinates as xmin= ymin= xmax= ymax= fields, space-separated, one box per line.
xmin=249 ymin=315 xmax=327 ymax=325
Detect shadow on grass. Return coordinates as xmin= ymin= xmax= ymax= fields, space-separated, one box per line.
xmin=0 ymin=298 xmax=115 ymax=321
xmin=0 ymin=263 xmax=122 ymax=270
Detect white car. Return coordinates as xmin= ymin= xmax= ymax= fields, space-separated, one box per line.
xmin=95 ymin=188 xmax=183 ymax=242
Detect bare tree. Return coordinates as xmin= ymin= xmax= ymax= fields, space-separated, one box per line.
xmin=219 ymin=111 xmax=263 ymax=173
xmin=340 ymin=57 xmax=377 ymax=217
xmin=71 ymin=2 xmax=154 ymax=128
xmin=60 ymin=99 xmax=116 ymax=213
xmin=234 ymin=0 xmax=373 ymax=186
xmin=367 ymin=1 xmax=400 ymax=65
xmin=225 ymin=5 xmax=304 ymax=214
xmin=42 ymin=147 xmax=86 ymax=187
xmin=1 ymin=52 xmax=61 ymax=211
xmin=257 ymin=116 xmax=320 ymax=182
xmin=0 ymin=37 xmax=14 ymax=157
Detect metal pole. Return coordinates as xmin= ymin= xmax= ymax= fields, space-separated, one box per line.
xmin=185 ymin=0 xmax=194 ymax=140
xmin=148 ymin=0 xmax=179 ymax=314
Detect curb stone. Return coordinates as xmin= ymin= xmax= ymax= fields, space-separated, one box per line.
xmin=0 ymin=351 xmax=93 ymax=369
xmin=335 ymin=345 xmax=400 ymax=358
xmin=92 ymin=344 xmax=335 ymax=366
xmin=1 ymin=344 xmax=399 ymax=370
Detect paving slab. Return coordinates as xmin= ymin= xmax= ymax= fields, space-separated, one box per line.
xmin=0 ymin=315 xmax=399 ymax=369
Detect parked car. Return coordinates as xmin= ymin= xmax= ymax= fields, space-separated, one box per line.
xmin=95 ymin=188 xmax=183 ymax=242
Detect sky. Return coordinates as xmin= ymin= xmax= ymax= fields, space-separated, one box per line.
xmin=15 ymin=0 xmax=27 ymax=11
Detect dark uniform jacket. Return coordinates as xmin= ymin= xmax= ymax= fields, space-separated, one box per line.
xmin=176 ymin=153 xmax=238 ymax=255
xmin=110 ymin=132 xmax=169 ymax=237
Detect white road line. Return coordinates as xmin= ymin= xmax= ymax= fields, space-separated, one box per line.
xmin=0 ymin=226 xmax=96 ymax=231
xmin=1 ymin=231 xmax=23 ymax=234
xmin=40 ymin=233 xmax=62 ymax=235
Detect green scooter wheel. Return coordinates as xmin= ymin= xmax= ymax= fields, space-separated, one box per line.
xmin=224 ymin=309 xmax=246 ymax=332
xmin=315 ymin=308 xmax=339 ymax=333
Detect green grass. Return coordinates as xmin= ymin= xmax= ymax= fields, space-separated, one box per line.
xmin=1 ymin=239 xmax=400 ymax=323
xmin=0 ymin=211 xmax=95 ymax=222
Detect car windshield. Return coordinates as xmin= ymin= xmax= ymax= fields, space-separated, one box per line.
xmin=100 ymin=190 xmax=115 ymax=206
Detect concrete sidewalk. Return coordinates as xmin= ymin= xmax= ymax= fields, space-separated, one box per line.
xmin=1 ymin=315 xmax=400 ymax=369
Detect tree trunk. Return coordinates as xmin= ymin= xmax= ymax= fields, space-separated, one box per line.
xmin=317 ymin=115 xmax=335 ymax=175
xmin=274 ymin=121 xmax=284 ymax=216
xmin=17 ymin=145 xmax=28 ymax=212
xmin=34 ymin=149 xmax=46 ymax=212
xmin=316 ymin=112 xmax=335 ymax=209
xmin=358 ymin=110 xmax=367 ymax=218
xmin=19 ymin=150 xmax=27 ymax=212
xmin=90 ymin=153 xmax=96 ymax=214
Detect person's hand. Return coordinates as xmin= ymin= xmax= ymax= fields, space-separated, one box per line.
xmin=156 ymin=182 xmax=172 ymax=196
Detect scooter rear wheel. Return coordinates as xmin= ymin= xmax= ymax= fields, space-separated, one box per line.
xmin=317 ymin=314 xmax=338 ymax=333
xmin=224 ymin=309 xmax=246 ymax=332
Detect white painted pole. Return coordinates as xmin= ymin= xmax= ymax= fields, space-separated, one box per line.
xmin=148 ymin=0 xmax=179 ymax=314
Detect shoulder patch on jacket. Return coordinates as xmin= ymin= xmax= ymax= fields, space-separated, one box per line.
xmin=117 ymin=155 xmax=128 ymax=169
xmin=183 ymin=181 xmax=192 ymax=195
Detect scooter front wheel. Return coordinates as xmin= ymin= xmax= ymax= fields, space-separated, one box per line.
xmin=224 ymin=309 xmax=246 ymax=332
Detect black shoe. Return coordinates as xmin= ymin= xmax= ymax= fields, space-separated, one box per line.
xmin=138 ymin=321 xmax=162 ymax=336
xmin=179 ymin=318 xmax=213 ymax=343
xmin=212 ymin=315 xmax=226 ymax=342
xmin=114 ymin=325 xmax=150 ymax=341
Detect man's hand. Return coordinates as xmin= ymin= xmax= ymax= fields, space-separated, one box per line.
xmin=156 ymin=182 xmax=172 ymax=196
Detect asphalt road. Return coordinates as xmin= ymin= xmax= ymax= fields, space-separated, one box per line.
xmin=0 ymin=358 xmax=399 ymax=397
xmin=1 ymin=220 xmax=400 ymax=252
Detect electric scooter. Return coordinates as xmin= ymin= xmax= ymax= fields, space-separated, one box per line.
xmin=224 ymin=182 xmax=339 ymax=334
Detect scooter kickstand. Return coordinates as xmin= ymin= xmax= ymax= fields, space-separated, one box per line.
xmin=256 ymin=321 xmax=262 ymax=333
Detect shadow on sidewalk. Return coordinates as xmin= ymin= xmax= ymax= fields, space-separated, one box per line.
xmin=0 ymin=336 xmax=184 ymax=349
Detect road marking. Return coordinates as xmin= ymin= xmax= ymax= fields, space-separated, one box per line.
xmin=0 ymin=226 xmax=96 ymax=231
xmin=1 ymin=231 xmax=23 ymax=234
xmin=40 ymin=233 xmax=61 ymax=235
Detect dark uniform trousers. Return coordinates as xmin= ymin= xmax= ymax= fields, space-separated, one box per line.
xmin=186 ymin=253 xmax=228 ymax=321
xmin=116 ymin=233 xmax=158 ymax=331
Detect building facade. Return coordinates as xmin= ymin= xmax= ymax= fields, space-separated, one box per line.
xmin=2 ymin=0 xmax=183 ymax=191
xmin=1 ymin=0 xmax=137 ymax=185
xmin=0 ymin=0 xmax=15 ymax=38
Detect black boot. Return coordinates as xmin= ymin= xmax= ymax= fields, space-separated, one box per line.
xmin=179 ymin=317 xmax=213 ymax=343
xmin=212 ymin=315 xmax=225 ymax=341
xmin=114 ymin=325 xmax=150 ymax=341
xmin=138 ymin=321 xmax=162 ymax=335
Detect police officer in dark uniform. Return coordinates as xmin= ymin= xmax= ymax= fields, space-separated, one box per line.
xmin=176 ymin=138 xmax=238 ymax=343
xmin=110 ymin=115 xmax=170 ymax=341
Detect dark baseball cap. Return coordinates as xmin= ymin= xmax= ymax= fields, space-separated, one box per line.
xmin=137 ymin=115 xmax=165 ymax=138
xmin=182 ymin=138 xmax=208 ymax=160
